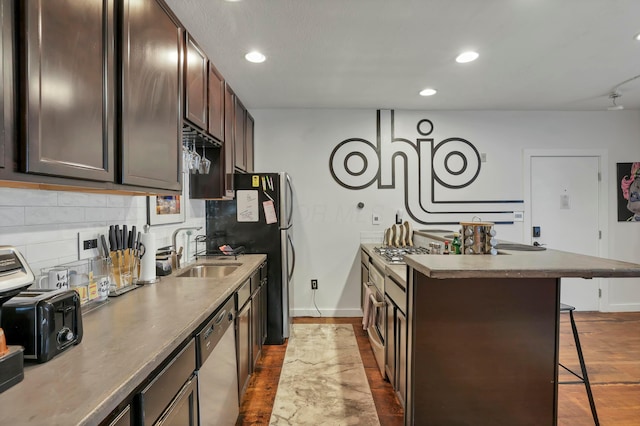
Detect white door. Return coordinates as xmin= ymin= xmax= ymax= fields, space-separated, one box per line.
xmin=531 ymin=156 xmax=601 ymax=311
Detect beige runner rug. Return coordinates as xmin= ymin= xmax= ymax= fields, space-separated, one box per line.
xmin=269 ymin=324 xmax=380 ymax=425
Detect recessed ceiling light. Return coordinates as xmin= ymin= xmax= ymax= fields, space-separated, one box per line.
xmin=419 ymin=88 xmax=437 ymax=97
xmin=456 ymin=51 xmax=479 ymax=63
xmin=245 ymin=51 xmax=266 ymax=63
xmin=635 ymin=33 xmax=640 ymax=41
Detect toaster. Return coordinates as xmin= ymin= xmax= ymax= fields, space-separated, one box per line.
xmin=1 ymin=288 xmax=83 ymax=363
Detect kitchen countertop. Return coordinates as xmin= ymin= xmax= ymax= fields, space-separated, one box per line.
xmin=0 ymin=254 xmax=266 ymax=425
xmin=405 ymin=248 xmax=640 ymax=279
xmin=363 ymin=232 xmax=640 ymax=281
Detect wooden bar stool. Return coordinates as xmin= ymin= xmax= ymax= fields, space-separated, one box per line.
xmin=559 ymin=303 xmax=600 ymax=425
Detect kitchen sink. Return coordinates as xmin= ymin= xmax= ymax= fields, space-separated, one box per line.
xmin=177 ymin=263 xmax=241 ymax=278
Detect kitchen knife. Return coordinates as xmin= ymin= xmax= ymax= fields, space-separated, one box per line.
xmin=100 ymin=234 xmax=110 ymax=258
xmin=109 ymin=225 xmax=116 ymax=252
xmin=115 ymin=225 xmax=122 ymax=252
xmin=122 ymin=225 xmax=128 ymax=250
xmin=130 ymin=226 xmax=137 ymax=251
xmin=122 ymin=224 xmax=130 ymax=275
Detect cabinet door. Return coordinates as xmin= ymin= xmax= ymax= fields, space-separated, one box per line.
xmin=384 ymin=297 xmax=395 ymax=386
xmin=208 ymin=63 xmax=224 ymax=142
xmin=108 ymin=405 xmax=131 ymax=426
xmin=223 ymin=83 xmax=235 ymax=197
xmin=184 ymin=33 xmax=207 ymax=130
xmin=261 ymin=277 xmax=268 ymax=345
xmin=120 ymin=0 xmax=182 ymax=191
xmin=245 ymin=113 xmax=254 ymax=173
xmin=236 ymin=301 xmax=251 ymax=400
xmin=0 ymin=0 xmax=9 ymax=170
xmin=155 ymin=375 xmax=198 ymax=426
xmin=251 ymin=285 xmax=262 ymax=368
xmin=21 ymin=0 xmax=114 ymax=181
xmin=397 ymin=310 xmax=407 ymax=408
xmin=233 ymin=98 xmax=246 ymax=171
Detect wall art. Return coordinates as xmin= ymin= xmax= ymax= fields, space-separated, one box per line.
xmin=617 ymin=162 xmax=640 ymax=221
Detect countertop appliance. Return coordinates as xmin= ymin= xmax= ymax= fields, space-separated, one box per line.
xmin=196 ymin=296 xmax=238 ymax=425
xmin=206 ymin=172 xmax=295 ymax=344
xmin=0 ymin=246 xmax=35 ymax=393
xmin=1 ymin=288 xmax=83 ymax=363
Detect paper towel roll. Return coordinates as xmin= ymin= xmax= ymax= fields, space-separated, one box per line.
xmin=138 ymin=231 xmax=157 ymax=283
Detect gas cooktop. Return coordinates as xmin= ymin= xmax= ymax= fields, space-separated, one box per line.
xmin=373 ymin=246 xmax=430 ymax=264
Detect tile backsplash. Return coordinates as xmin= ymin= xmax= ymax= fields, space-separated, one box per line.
xmin=0 ymin=186 xmax=206 ymax=277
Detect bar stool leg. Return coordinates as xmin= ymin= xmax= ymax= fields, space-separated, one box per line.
xmin=569 ymin=309 xmax=600 ymax=426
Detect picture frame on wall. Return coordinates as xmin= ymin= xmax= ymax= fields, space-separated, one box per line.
xmin=617 ymin=162 xmax=640 ymax=222
xmin=147 ymin=195 xmax=185 ymax=225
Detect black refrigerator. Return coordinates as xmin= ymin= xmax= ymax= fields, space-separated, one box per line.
xmin=206 ymin=172 xmax=294 ymax=344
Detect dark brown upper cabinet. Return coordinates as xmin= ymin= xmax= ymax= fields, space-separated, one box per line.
xmin=245 ymin=112 xmax=254 ymax=173
xmin=20 ymin=0 xmax=115 ymax=182
xmin=1 ymin=0 xmax=10 ymax=171
xmin=234 ymin=98 xmax=247 ymax=171
xmin=120 ymin=0 xmax=182 ymax=191
xmin=184 ymin=33 xmax=207 ymax=131
xmin=208 ymin=63 xmax=224 ymax=142
xmin=223 ymin=82 xmax=235 ymax=197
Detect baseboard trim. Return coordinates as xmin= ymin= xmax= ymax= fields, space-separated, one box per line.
xmin=292 ymin=308 xmax=363 ymax=317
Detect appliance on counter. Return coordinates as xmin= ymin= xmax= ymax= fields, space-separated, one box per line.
xmin=0 ymin=246 xmax=35 ymax=393
xmin=206 ymin=172 xmax=294 ymax=344
xmin=1 ymin=288 xmax=83 ymax=363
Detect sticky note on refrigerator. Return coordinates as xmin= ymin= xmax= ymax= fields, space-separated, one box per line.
xmin=263 ymin=200 xmax=277 ymax=224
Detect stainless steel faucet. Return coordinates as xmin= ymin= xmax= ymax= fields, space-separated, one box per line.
xmin=171 ymin=226 xmax=203 ymax=269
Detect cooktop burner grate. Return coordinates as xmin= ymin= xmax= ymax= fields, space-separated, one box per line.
xmin=373 ymin=246 xmax=430 ymax=264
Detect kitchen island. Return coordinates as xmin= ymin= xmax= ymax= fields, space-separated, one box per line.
xmin=0 ymin=254 xmax=266 ymax=425
xmin=404 ymin=248 xmax=640 ymax=426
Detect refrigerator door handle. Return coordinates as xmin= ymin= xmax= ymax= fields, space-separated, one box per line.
xmin=287 ymin=233 xmax=296 ymax=281
xmin=286 ymin=173 xmax=293 ymax=228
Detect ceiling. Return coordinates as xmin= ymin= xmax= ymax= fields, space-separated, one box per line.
xmin=164 ymin=0 xmax=640 ymax=111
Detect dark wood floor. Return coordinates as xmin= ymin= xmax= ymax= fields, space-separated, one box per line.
xmin=238 ymin=313 xmax=640 ymax=425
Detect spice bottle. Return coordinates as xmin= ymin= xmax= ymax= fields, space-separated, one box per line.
xmin=443 ymin=241 xmax=450 ymax=255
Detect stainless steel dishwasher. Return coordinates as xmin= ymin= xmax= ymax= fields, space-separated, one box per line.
xmin=196 ymin=296 xmax=239 ymax=425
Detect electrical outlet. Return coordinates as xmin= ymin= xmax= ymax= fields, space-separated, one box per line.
xmin=311 ymin=279 xmax=318 ymax=290
xmin=372 ymin=213 xmax=381 ymax=225
xmin=78 ymin=229 xmax=105 ymax=260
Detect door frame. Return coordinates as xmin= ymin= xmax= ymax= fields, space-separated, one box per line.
xmin=523 ymin=149 xmax=610 ymax=311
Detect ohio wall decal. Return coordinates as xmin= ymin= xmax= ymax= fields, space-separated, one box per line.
xmin=329 ymin=110 xmax=523 ymax=224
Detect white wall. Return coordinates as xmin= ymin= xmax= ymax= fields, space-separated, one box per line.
xmin=252 ymin=109 xmax=640 ymax=316
xmin=0 ymin=173 xmax=206 ymax=277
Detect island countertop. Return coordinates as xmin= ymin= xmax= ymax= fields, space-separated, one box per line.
xmin=405 ymin=249 xmax=640 ymax=279
xmin=0 ymin=254 xmax=266 ymax=425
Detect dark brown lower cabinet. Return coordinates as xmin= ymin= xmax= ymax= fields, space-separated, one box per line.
xmin=136 ymin=339 xmax=197 ymax=425
xmin=154 ymin=376 xmax=198 ymax=426
xmin=385 ymin=274 xmax=407 ymax=408
xmin=107 ymin=405 xmax=131 ymax=426
xmin=237 ymin=296 xmax=251 ymax=400
xmin=407 ymin=272 xmax=559 ymax=426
